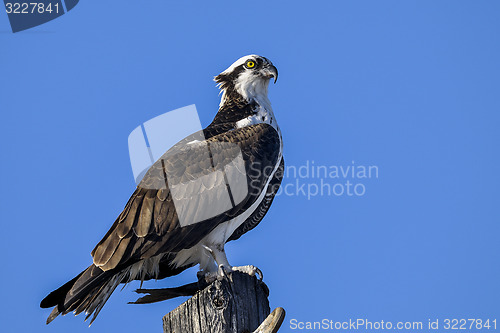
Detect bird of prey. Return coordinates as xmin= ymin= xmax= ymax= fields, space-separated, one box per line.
xmin=40 ymin=55 xmax=284 ymax=325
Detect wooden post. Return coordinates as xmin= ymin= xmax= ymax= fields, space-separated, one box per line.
xmin=162 ymin=271 xmax=284 ymax=333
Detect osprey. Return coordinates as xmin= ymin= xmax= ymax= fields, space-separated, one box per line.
xmin=40 ymin=55 xmax=284 ymax=324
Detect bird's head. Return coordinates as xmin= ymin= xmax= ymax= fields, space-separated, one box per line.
xmin=215 ymin=55 xmax=278 ymax=107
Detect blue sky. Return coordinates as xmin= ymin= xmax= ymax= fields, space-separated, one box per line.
xmin=1 ymin=1 xmax=499 ymax=332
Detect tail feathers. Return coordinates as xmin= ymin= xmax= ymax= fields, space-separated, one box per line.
xmin=40 ymin=271 xmax=84 ymax=309
xmin=41 ymin=264 xmax=127 ymax=326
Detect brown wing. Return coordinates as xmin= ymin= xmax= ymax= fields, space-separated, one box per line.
xmin=91 ymin=123 xmax=281 ymax=271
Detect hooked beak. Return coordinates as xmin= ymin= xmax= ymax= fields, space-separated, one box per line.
xmin=270 ymin=64 xmax=278 ymax=84
xmin=262 ymin=64 xmax=278 ymax=84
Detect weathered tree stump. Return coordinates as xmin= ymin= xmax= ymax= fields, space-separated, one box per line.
xmin=162 ymin=271 xmax=283 ymax=333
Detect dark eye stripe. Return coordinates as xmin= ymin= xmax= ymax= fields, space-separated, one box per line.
xmin=245 ymin=57 xmax=267 ymax=70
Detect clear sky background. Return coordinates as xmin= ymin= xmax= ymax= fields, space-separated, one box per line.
xmin=1 ymin=1 xmax=499 ymax=332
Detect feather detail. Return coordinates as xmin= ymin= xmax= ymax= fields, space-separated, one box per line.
xmin=118 ymin=191 xmax=137 ymax=222
xmin=101 ymin=234 xmax=133 ymax=271
xmin=115 ymin=191 xmax=145 ymax=238
xmin=92 ymin=233 xmax=120 ymax=267
xmin=157 ymin=188 xmax=168 ymax=201
xmin=134 ymin=191 xmax=155 ymax=237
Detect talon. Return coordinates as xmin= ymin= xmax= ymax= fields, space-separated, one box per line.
xmin=218 ymin=265 xmax=226 ymax=280
xmin=218 ymin=265 xmax=232 ymax=281
xmin=255 ymin=267 xmax=263 ymax=282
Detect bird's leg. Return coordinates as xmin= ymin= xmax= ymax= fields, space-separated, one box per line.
xmin=201 ymin=244 xmax=263 ymax=283
xmin=199 ymin=244 xmax=231 ymax=283
xmin=212 ymin=245 xmax=231 ymax=270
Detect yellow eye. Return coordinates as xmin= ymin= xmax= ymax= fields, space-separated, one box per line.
xmin=246 ymin=60 xmax=255 ymax=68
